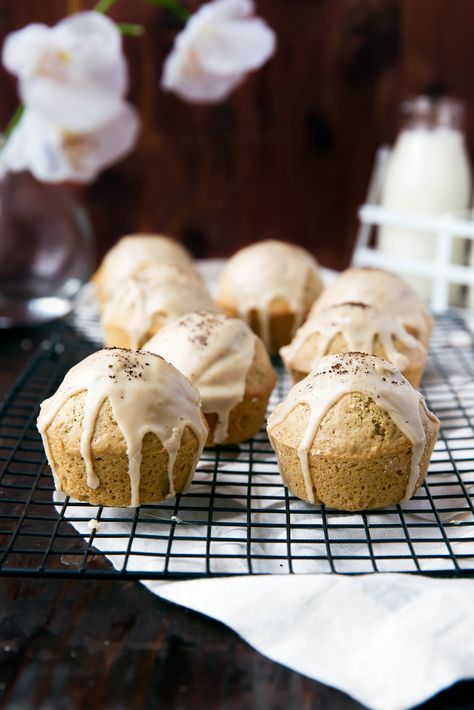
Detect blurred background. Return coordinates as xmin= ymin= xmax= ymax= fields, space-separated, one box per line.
xmin=1 ymin=0 xmax=474 ymax=268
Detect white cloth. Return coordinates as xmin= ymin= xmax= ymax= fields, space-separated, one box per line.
xmin=155 ymin=574 xmax=474 ymax=710
xmin=59 ymin=268 xmax=474 ymax=709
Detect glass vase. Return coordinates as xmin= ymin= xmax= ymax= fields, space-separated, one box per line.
xmin=0 ymin=171 xmax=94 ymax=327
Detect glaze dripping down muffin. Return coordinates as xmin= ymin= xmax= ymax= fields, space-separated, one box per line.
xmin=312 ymin=267 xmax=433 ymax=347
xmin=281 ymin=302 xmax=427 ymax=387
xmin=102 ymin=264 xmax=217 ymax=349
xmin=144 ymin=311 xmax=276 ymax=446
xmin=217 ymin=240 xmax=324 ymax=354
xmin=267 ymin=352 xmax=440 ymax=511
xmin=37 ymin=348 xmax=208 ymax=507
xmin=93 ymin=233 xmax=195 ymax=304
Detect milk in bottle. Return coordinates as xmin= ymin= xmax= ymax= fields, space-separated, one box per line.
xmin=378 ymin=97 xmax=472 ymax=303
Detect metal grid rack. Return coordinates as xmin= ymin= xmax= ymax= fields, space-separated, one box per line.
xmin=1 ymin=314 xmax=474 ymax=580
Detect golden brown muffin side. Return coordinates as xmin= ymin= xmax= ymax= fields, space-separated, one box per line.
xmin=269 ymin=393 xmax=439 ymax=510
xmin=45 ymin=394 xmax=200 ymax=506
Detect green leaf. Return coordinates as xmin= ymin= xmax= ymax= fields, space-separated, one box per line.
xmin=144 ymin=0 xmax=190 ymax=23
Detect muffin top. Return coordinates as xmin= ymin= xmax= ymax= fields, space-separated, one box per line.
xmin=37 ymin=348 xmax=208 ymax=506
xmin=102 ymin=264 xmax=217 ymax=348
xmin=218 ymin=240 xmax=323 ymax=348
xmin=96 ymin=234 xmax=193 ymax=299
xmin=280 ymin=302 xmax=426 ymax=374
xmin=312 ymin=267 xmax=432 ymax=344
xmin=267 ymin=352 xmax=439 ymax=504
xmin=144 ymin=311 xmax=274 ymax=443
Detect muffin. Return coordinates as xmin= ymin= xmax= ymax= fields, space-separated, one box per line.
xmin=312 ymin=267 xmax=433 ymax=347
xmin=280 ymin=302 xmax=427 ymax=388
xmin=267 ymin=352 xmax=440 ymax=511
xmin=144 ymin=311 xmax=276 ymax=446
xmin=93 ymin=233 xmax=195 ymax=304
xmin=37 ymin=348 xmax=208 ymax=507
xmin=102 ymin=264 xmax=218 ymax=349
xmin=217 ymin=240 xmax=324 ymax=354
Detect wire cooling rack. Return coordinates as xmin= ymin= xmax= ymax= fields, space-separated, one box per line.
xmin=1 ymin=313 xmax=474 ymax=579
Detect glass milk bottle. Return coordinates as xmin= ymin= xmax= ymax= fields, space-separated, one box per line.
xmin=378 ymin=97 xmax=472 ymax=303
xmin=469 ymin=201 xmax=474 ymax=309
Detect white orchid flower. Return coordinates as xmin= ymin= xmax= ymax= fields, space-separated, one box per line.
xmin=3 ymin=12 xmax=127 ymax=132
xmin=0 ymin=104 xmax=139 ymax=184
xmin=161 ymin=0 xmax=276 ymax=103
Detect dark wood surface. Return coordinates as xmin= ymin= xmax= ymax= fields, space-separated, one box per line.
xmin=1 ymin=328 xmax=474 ymax=709
xmin=2 ymin=1 xmax=474 ymax=268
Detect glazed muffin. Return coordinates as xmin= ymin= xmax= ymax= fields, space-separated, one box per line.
xmin=267 ymin=352 xmax=440 ymax=511
xmin=102 ymin=264 xmax=218 ymax=349
xmin=281 ymin=302 xmax=427 ymax=388
xmin=144 ymin=311 xmax=276 ymax=446
xmin=312 ymin=267 xmax=433 ymax=347
xmin=37 ymin=348 xmax=208 ymax=507
xmin=93 ymin=233 xmax=195 ymax=304
xmin=217 ymin=240 xmax=324 ymax=354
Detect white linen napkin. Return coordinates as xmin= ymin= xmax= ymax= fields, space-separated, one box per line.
xmin=155 ymin=574 xmax=474 ymax=710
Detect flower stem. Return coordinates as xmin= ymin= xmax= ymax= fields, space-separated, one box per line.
xmin=144 ymin=0 xmax=189 ymax=23
xmin=3 ymin=104 xmax=24 ymax=143
xmin=117 ymin=22 xmax=145 ymax=36
xmin=94 ymin=0 xmax=119 ymax=13
xmin=95 ymin=1 xmax=146 ymax=36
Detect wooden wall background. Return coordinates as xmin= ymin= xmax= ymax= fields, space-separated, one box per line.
xmin=0 ymin=0 xmax=474 ymax=268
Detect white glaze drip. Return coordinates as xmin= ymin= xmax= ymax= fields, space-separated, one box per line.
xmin=103 ymin=264 xmax=218 ymax=349
xmin=313 ymin=267 xmax=432 ymax=344
xmin=267 ymin=353 xmax=439 ymax=504
xmin=144 ymin=311 xmax=257 ymax=444
xmin=218 ymin=240 xmax=322 ymax=350
xmin=37 ymin=349 xmax=208 ymax=506
xmin=281 ymin=303 xmax=426 ymax=374
xmin=99 ymin=234 xmax=193 ymax=299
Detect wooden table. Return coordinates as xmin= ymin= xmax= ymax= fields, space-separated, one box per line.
xmin=1 ymin=325 xmax=473 ymax=709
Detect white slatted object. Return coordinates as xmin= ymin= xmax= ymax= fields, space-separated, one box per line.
xmin=353 ymin=146 xmax=474 ymax=313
